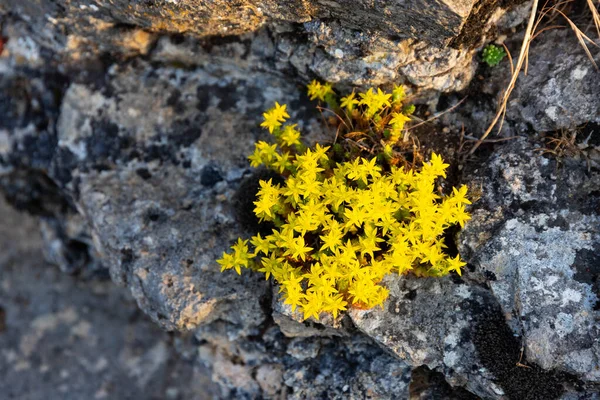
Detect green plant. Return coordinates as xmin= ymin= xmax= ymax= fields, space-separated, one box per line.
xmin=217 ymin=82 xmax=471 ymax=320
xmin=482 ymin=44 xmax=507 ymax=67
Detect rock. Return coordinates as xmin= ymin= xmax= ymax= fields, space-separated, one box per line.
xmin=4 ymin=1 xmax=599 ymax=399
xmin=54 ymin=62 xmax=331 ymax=334
xmin=0 ymin=197 xmax=219 ymax=400
xmin=461 ymin=139 xmax=600 ymax=384
xmin=4 ymin=0 xmax=480 ymax=49
xmin=508 ymin=30 xmax=600 ymax=132
xmin=1 ymin=0 xmax=531 ymax=94
xmin=409 ymin=366 xmax=481 ymax=399
xmin=301 ymin=20 xmax=478 ymax=92
xmin=349 ymin=275 xmax=508 ymax=399
xmin=193 ymin=315 xmax=413 ymax=399
xmin=347 ymin=139 xmax=600 ymax=399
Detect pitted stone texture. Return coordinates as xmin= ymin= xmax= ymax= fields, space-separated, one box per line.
xmin=4 ymin=0 xmax=478 ymax=48
xmin=53 ymin=63 xmax=332 ymax=334
xmin=301 ymin=20 xmax=478 ymax=91
xmin=0 ymin=59 xmax=327 ymax=334
xmin=0 ymin=198 xmax=219 ymax=400
xmin=195 ymin=324 xmax=413 ymax=399
xmin=461 ymin=139 xmax=600 ymax=382
xmin=508 ymin=30 xmax=600 ymax=132
xmin=349 ymin=276 xmax=506 ymax=399
xmin=474 ymin=214 xmax=600 ymax=378
xmin=2 ymin=0 xmax=530 ymax=93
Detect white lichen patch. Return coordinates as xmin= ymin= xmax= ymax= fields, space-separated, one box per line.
xmin=571 ymin=66 xmax=588 ymax=80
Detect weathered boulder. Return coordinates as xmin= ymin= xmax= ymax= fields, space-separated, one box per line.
xmin=0 ymin=53 xmax=417 ymax=397
xmin=508 ymin=30 xmax=600 ymax=132
xmin=3 ymin=0 xmax=480 ymax=47
xmin=347 ymin=139 xmax=600 ymax=399
xmin=4 ymin=1 xmax=600 ymax=399
xmin=1 ymin=0 xmax=532 ymax=93
xmin=194 ymin=324 xmax=413 ymax=399
xmin=461 ymin=139 xmax=600 ymax=383
xmin=0 ymin=197 xmax=221 ymax=400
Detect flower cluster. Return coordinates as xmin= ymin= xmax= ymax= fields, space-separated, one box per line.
xmin=310 ymin=80 xmax=416 ymax=146
xmin=217 ymin=84 xmax=471 ymax=321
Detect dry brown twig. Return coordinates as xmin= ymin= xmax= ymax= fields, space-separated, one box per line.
xmin=468 ymin=0 xmax=540 ymax=156
xmin=554 ymin=7 xmax=599 ymax=70
xmin=587 ymin=0 xmax=600 ymax=38
xmin=408 ymin=97 xmax=468 ymax=131
xmin=469 ymin=0 xmax=600 ymax=156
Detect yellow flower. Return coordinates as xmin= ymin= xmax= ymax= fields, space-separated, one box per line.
xmin=307 ymin=80 xmax=334 ymax=101
xmin=340 ymin=92 xmax=359 ymax=111
xmin=392 ymin=85 xmax=406 ymax=105
xmin=447 ymin=255 xmax=466 ymax=276
xmin=280 ymin=124 xmax=301 ymax=147
xmin=221 ymin=84 xmax=471 ymax=321
xmin=389 ymin=112 xmax=411 ymax=132
xmin=260 ymin=102 xmax=289 ymax=133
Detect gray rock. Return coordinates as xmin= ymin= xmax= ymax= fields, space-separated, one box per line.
xmin=346 ymin=139 xmax=600 ymax=399
xmin=461 ymin=139 xmax=600 ymax=386
xmin=4 ymin=1 xmax=600 ymax=399
xmin=508 ymin=30 xmax=600 ymax=132
xmin=349 ymin=275 xmax=508 ymax=399
xmin=195 ymin=324 xmax=413 ymax=399
xmin=0 ymin=197 xmax=219 ymax=400
xmin=0 ymin=55 xmax=414 ymax=398
xmin=3 ymin=0 xmax=478 ymax=49
xmin=1 ymin=0 xmax=530 ymax=93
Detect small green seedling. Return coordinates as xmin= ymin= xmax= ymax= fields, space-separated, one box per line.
xmin=482 ymin=44 xmax=507 ymax=67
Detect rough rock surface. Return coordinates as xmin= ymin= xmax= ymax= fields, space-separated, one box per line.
xmin=348 ymin=139 xmax=600 ymax=399
xmin=437 ymin=27 xmax=600 ymax=140
xmin=0 ymin=197 xmax=220 ymax=400
xmin=1 ymin=0 xmax=531 ymax=93
xmin=3 ymin=0 xmax=600 ymax=399
xmin=461 ymin=139 xmax=600 ymax=383
xmin=508 ymin=30 xmax=600 ymax=132
xmin=0 ymin=54 xmax=416 ymax=398
xmin=3 ymin=0 xmax=478 ymax=47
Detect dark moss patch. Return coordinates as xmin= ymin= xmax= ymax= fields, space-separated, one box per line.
xmin=120 ymin=248 xmax=136 ymax=267
xmin=404 ymin=289 xmax=418 ymax=301
xmin=135 ymin=168 xmax=152 ymax=180
xmin=51 ymin=147 xmax=78 ymax=185
xmin=472 ymin=298 xmax=582 ymax=399
xmin=87 ymin=120 xmax=133 ymax=167
xmin=0 ymin=70 xmax=67 ymax=131
xmin=449 ymin=0 xmax=531 ymax=49
xmin=141 ymin=144 xmax=180 ymax=165
xmin=0 ymin=169 xmax=72 ymax=217
xmin=233 ymin=169 xmax=284 ymax=236
xmin=410 ymin=366 xmax=480 ymax=400
xmin=14 ymin=132 xmax=58 ymax=170
xmin=144 ymin=208 xmax=168 ymax=224
xmin=63 ymin=239 xmax=93 ymax=275
xmin=546 ymin=215 xmax=570 ymax=231
xmin=0 ymin=306 xmax=5 ymax=333
xmin=166 ymin=88 xmax=185 ymax=114
xmin=200 ymin=164 xmax=223 ymax=187
xmin=196 ymin=83 xmax=240 ymax=112
xmin=483 ymin=270 xmax=497 ymax=281
xmin=573 ymin=245 xmax=600 ymax=310
xmin=169 ymin=122 xmax=202 ymax=147
xmin=196 ymin=85 xmax=213 ymax=111
xmin=199 ymin=34 xmax=249 ymax=53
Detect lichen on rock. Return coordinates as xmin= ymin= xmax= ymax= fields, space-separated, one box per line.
xmin=2 ymin=0 xmax=600 ymax=398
